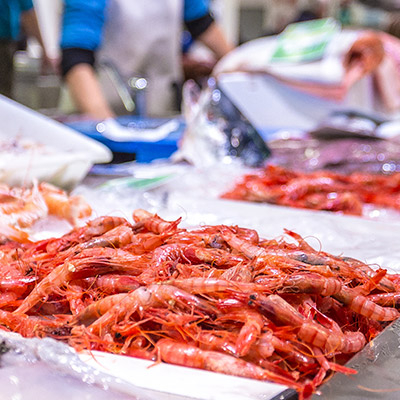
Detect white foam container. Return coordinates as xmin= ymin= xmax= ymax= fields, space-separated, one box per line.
xmin=0 ymin=95 xmax=112 ymax=188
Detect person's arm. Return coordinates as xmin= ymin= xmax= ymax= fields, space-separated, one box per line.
xmin=20 ymin=7 xmax=57 ymax=73
xmin=184 ymin=0 xmax=234 ymax=60
xmin=65 ymin=63 xmax=115 ymax=119
xmin=197 ymin=22 xmax=234 ymax=60
xmin=61 ymin=0 xmax=113 ymax=119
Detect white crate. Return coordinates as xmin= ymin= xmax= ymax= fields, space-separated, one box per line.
xmin=0 ymin=95 xmax=112 ymax=188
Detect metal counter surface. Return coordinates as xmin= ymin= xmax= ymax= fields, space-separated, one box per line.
xmin=316 ymin=318 xmax=400 ymax=400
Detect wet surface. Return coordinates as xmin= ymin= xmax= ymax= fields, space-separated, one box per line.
xmin=316 ymin=318 xmax=400 ymax=400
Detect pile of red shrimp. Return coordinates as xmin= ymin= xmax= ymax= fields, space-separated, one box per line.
xmin=221 ymin=164 xmax=400 ymax=216
xmin=0 ymin=209 xmax=399 ymax=399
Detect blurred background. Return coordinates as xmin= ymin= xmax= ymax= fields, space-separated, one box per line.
xmin=10 ymin=0 xmax=400 ymax=118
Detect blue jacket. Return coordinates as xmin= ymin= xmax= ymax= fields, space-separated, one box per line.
xmin=0 ymin=0 xmax=33 ymax=40
xmin=61 ymin=0 xmax=210 ymax=51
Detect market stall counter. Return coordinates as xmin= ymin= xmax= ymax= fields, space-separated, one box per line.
xmin=2 ymin=94 xmax=400 ymax=399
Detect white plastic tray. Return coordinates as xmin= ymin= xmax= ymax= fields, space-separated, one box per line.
xmin=0 ymin=95 xmax=112 ymax=188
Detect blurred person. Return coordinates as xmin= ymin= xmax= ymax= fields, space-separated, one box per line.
xmin=60 ymin=0 xmax=233 ymax=120
xmin=0 ymin=0 xmax=54 ymax=98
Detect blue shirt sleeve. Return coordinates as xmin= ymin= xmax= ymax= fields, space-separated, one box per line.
xmin=61 ymin=0 xmax=107 ymax=51
xmin=183 ymin=0 xmax=210 ymax=22
xmin=18 ymin=0 xmax=33 ymax=12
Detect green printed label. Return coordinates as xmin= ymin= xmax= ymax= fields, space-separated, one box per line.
xmin=270 ymin=18 xmax=340 ymax=63
xmin=98 ymin=174 xmax=174 ymax=190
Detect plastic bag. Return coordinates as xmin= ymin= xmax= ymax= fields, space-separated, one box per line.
xmin=174 ymin=79 xmax=270 ymax=168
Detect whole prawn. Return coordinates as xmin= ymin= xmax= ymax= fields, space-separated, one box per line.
xmin=333 ymin=286 xmax=399 ymax=321
xmin=76 ymin=284 xmax=217 ymax=334
xmin=156 ymin=339 xmax=306 ymax=392
xmin=251 ymin=293 xmax=366 ymax=354
xmin=133 ymin=209 xmax=181 ymax=235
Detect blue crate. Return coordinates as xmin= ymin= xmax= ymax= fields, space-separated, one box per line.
xmin=66 ymin=116 xmax=185 ymax=163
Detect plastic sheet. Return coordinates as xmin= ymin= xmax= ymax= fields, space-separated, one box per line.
xmin=0 ymin=331 xmax=149 ymax=400
xmin=174 ymin=80 xmax=270 ymax=168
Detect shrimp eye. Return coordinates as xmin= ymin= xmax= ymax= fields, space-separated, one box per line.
xmin=249 ymin=294 xmax=257 ymax=300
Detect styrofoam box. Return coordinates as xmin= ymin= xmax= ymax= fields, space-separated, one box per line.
xmin=0 ymin=95 xmax=112 ymax=188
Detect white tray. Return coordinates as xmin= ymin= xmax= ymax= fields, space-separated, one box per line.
xmin=0 ymin=95 xmax=112 ymax=188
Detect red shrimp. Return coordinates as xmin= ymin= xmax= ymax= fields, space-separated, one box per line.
xmin=123 ymin=233 xmax=165 ymax=255
xmin=283 ymin=229 xmax=317 ymax=253
xmin=132 ymin=209 xmax=181 ymax=234
xmin=222 ymin=179 xmax=283 ymax=203
xmin=143 ymin=308 xmax=202 ymax=331
xmin=341 ymin=256 xmax=395 ymax=293
xmin=82 ymin=285 xmax=217 ymax=333
xmin=310 ymin=303 xmax=367 ymax=355
xmin=285 ymin=230 xmax=395 ymax=292
xmin=38 ymin=182 xmax=92 ymax=225
xmin=178 ymin=227 xmax=227 ymax=249
xmin=333 ymin=286 xmax=400 ymax=321
xmin=156 ymin=339 xmax=305 ymax=391
xmin=65 ymin=285 xmax=87 ymax=315
xmin=252 ymin=294 xmax=344 ymax=353
xmin=45 ymin=216 xmax=131 ymax=254
xmin=0 ymin=309 xmax=64 ymax=338
xmin=184 ymin=246 xmax=248 ymax=268
xmin=368 ymin=293 xmax=400 ymax=307
xmin=253 ymin=331 xmax=275 ymax=359
xmin=83 ymin=216 xmax=131 ymax=238
xmin=14 ymin=248 xmax=144 ymax=314
xmin=73 ymin=293 xmax=128 ymax=326
xmin=142 ymin=244 xmax=238 ymax=283
xmin=0 ymin=222 xmax=31 ymax=244
xmin=283 ymin=175 xmax=348 ymax=201
xmin=164 ymin=277 xmax=270 ymax=295
xmin=220 ymin=265 xmax=253 ymax=282
xmin=220 ymin=227 xmax=301 ymax=271
xmin=0 ymin=292 xmax=19 ymax=308
xmin=92 ymin=274 xmax=141 ymax=294
xmin=341 ymin=331 xmax=367 ymax=354
xmin=231 ymin=226 xmax=259 ymax=244
xmin=270 ymin=336 xmax=316 ymax=368
xmin=279 ymin=273 xmax=342 ymax=296
xmin=218 ymin=309 xmax=264 ymax=357
xmin=81 ymin=225 xmax=135 ymax=249
xmin=150 ymin=243 xmax=247 ymax=270
xmin=194 ymin=330 xmax=237 ymax=356
xmin=0 ymin=275 xmax=38 ymax=296
xmin=150 ymin=244 xmax=190 ymax=268
xmin=311 ymin=347 xmax=357 ymax=388
xmin=139 ymin=245 xmax=186 ymax=284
